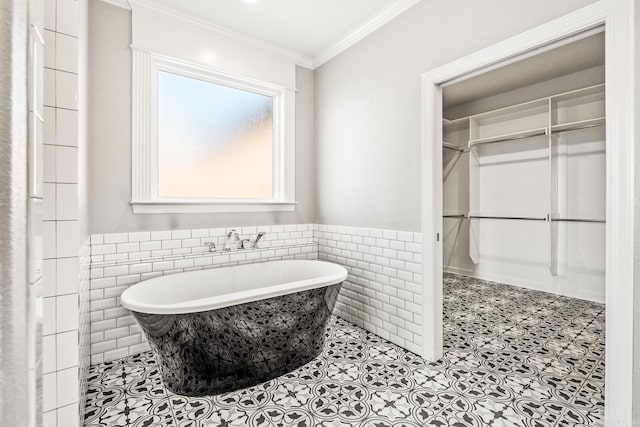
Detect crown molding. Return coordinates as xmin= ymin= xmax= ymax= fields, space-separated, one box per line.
xmin=99 ymin=0 xmax=313 ymax=68
xmin=312 ymin=0 xmax=424 ymax=68
xmin=95 ymin=0 xmax=423 ymax=70
xmin=130 ymin=0 xmax=314 ymax=67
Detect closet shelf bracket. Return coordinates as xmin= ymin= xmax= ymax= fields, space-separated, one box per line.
xmin=443 ymin=142 xmax=469 ymax=153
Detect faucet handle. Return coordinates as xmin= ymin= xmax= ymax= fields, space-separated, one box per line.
xmin=252 ymin=232 xmax=267 ymax=249
xmin=239 ymin=239 xmax=251 ymax=249
xmin=203 ymin=242 xmax=216 ymax=252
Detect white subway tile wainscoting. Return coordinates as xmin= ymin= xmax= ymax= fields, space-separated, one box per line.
xmin=89 ymin=224 xmax=318 ymax=364
xmin=88 ymin=224 xmax=424 ymax=365
xmin=316 ymin=225 xmax=423 ymax=354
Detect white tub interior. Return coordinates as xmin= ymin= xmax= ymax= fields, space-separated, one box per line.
xmin=121 ymin=260 xmax=347 ymax=315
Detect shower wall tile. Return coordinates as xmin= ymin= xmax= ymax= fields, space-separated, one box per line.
xmin=43 ymin=221 xmax=56 ymax=259
xmin=44 ymin=0 xmax=56 ymax=31
xmin=42 ymin=372 xmax=56 ymax=412
xmin=43 ymin=144 xmax=56 ymax=182
xmin=56 ymin=0 xmax=78 ymax=36
xmin=55 ymin=183 xmax=78 ymax=220
xmin=42 ymin=411 xmax=56 ymax=427
xmin=44 ymin=30 xmax=56 ymax=68
xmin=42 ymin=335 xmax=56 ymax=374
xmin=56 ymin=220 xmax=78 ymax=257
xmin=57 ymin=403 xmax=79 ymax=427
xmin=316 ymin=225 xmax=423 ymax=354
xmin=54 ymin=32 xmax=78 ymax=73
xmin=56 ymin=367 xmax=79 ymax=407
xmin=89 ymin=224 xmax=318 ymax=364
xmin=43 ymin=259 xmax=56 ymax=297
xmin=43 ymin=68 xmax=55 ymax=107
xmin=43 ymin=297 xmax=56 ymax=336
xmin=42 ymin=4 xmax=82 ymax=424
xmin=55 ymin=71 xmax=77 ymax=110
xmin=56 ymin=330 xmax=79 ymax=370
xmin=54 ymin=146 xmax=77 ymax=183
xmin=43 ymin=107 xmax=56 ymax=144
xmin=56 ymin=109 xmax=78 ymax=146
xmin=56 ymin=257 xmax=79 ymax=294
xmin=56 ymin=294 xmax=79 ymax=332
xmin=43 ymin=183 xmax=56 ymax=220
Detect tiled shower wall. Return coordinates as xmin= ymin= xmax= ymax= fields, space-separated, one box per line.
xmin=41 ymin=0 xmax=83 ymax=425
xmin=87 ymin=224 xmax=424 ymax=364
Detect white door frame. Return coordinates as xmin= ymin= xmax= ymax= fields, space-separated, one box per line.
xmin=420 ymin=1 xmax=635 ymax=424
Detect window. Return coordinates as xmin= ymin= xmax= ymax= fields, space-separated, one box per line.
xmin=130 ymin=52 xmax=296 ymax=213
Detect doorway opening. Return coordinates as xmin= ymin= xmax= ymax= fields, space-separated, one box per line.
xmin=443 ymin=28 xmax=605 ymax=423
xmin=420 ymin=2 xmax=635 ymax=424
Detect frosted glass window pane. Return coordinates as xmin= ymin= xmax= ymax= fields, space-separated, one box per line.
xmin=158 ymin=71 xmax=273 ymax=199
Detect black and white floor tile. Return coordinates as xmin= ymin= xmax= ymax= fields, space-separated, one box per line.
xmin=84 ymin=274 xmax=605 ymax=427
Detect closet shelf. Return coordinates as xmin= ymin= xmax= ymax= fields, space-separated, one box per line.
xmin=550 ymin=117 xmax=605 ymax=134
xmin=465 ymin=117 xmax=605 ymax=148
xmin=443 ymin=142 xmax=468 ymax=153
xmin=468 ymin=127 xmax=548 ymax=148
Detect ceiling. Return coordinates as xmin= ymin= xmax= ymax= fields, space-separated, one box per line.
xmin=132 ymin=0 xmax=421 ymax=68
xmin=443 ymin=31 xmax=605 ymax=108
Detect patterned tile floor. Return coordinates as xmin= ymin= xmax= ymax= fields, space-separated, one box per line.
xmin=84 ymin=274 xmax=605 ymax=427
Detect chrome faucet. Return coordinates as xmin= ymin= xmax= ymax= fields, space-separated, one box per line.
xmin=252 ymin=232 xmax=266 ymax=248
xmin=224 ymin=229 xmax=240 ymax=251
xmin=240 ymin=232 xmax=267 ymax=249
xmin=203 ymin=241 xmax=216 ymax=252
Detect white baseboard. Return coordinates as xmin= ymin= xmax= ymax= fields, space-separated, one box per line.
xmin=443 ymin=265 xmax=605 ymax=304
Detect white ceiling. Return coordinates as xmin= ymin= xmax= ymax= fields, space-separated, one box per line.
xmin=129 ymin=0 xmax=421 ymax=68
xmin=443 ymin=31 xmax=605 ymax=108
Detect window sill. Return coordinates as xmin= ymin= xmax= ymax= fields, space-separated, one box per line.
xmin=130 ymin=200 xmax=298 ymax=214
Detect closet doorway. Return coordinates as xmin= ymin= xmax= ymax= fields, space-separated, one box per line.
xmin=442 ymin=30 xmax=605 ymax=297
xmin=420 ymin=2 xmax=634 ymax=425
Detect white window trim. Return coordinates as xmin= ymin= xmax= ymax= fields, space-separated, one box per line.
xmin=130 ymin=48 xmax=296 ymax=214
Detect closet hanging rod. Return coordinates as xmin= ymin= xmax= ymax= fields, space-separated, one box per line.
xmin=468 ymin=128 xmax=548 ymax=148
xmin=550 ymin=117 xmax=606 ymax=134
xmin=468 ymin=215 xmax=547 ymax=221
xmin=551 ymin=218 xmax=605 ymax=223
xmin=442 ymin=142 xmax=468 ymax=153
xmin=443 ymin=214 xmax=466 ymax=218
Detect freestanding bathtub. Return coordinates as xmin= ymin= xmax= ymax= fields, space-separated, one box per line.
xmin=120 ymin=260 xmax=347 ymax=396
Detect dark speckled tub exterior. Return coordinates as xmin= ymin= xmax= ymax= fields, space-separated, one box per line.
xmin=132 ymin=283 xmax=342 ymax=396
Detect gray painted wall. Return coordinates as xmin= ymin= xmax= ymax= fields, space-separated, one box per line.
xmin=314 ymin=0 xmax=598 ymax=231
xmin=87 ymin=0 xmax=315 ymax=234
